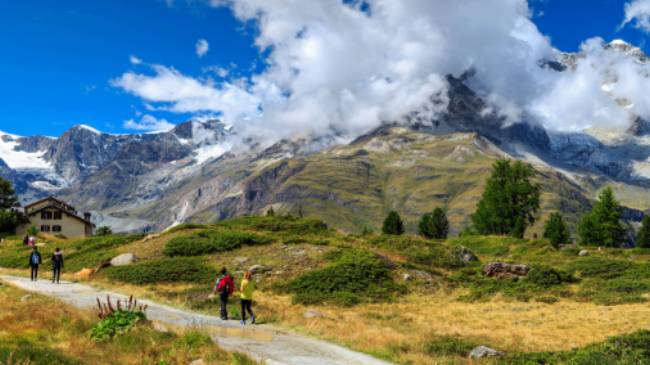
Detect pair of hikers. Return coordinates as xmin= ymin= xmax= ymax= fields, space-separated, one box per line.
xmin=213 ymin=267 xmax=255 ymax=324
xmin=28 ymin=247 xmax=63 ymax=283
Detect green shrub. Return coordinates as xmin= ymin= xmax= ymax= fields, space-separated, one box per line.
xmin=568 ymin=257 xmax=632 ymax=279
xmin=382 ymin=211 xmax=404 ymax=235
xmin=90 ymin=310 xmax=147 ymax=341
xmin=220 ymin=216 xmax=328 ymax=235
xmin=282 ymin=250 xmax=402 ymax=306
xmin=164 ymin=223 xmax=208 ymax=234
xmin=425 ymin=335 xmax=479 ymax=357
xmin=526 ymin=265 xmax=574 ymax=288
xmin=94 ymin=226 xmax=113 ymax=236
xmin=163 ymin=230 xmax=272 ymax=257
xmin=106 ymin=257 xmax=216 ymax=284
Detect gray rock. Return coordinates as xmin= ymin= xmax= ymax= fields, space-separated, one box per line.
xmin=579 ymin=249 xmax=589 ymax=257
xmin=469 ymin=346 xmax=504 ymax=359
xmin=110 ymin=253 xmax=138 ymax=267
xmin=402 ymin=273 xmax=412 ymax=281
xmin=189 ymin=359 xmax=205 ymax=365
xmin=304 ymin=310 xmax=325 ymax=319
xmin=455 ymin=246 xmax=479 ymax=262
xmin=249 ymin=264 xmax=271 ymax=274
xmin=483 ymin=262 xmax=529 ymax=278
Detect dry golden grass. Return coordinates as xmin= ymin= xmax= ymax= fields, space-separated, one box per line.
xmin=253 ymin=291 xmax=650 ymax=365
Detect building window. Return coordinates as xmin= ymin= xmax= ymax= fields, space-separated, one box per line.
xmin=52 ymin=225 xmax=62 ymax=232
xmin=40 ymin=225 xmax=50 ymax=232
xmin=41 ymin=211 xmax=52 ymax=220
xmin=53 ymin=211 xmax=62 ymax=220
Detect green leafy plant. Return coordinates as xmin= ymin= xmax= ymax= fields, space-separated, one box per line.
xmin=90 ymin=295 xmax=148 ymax=341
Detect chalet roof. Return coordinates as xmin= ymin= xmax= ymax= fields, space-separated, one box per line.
xmin=24 ymin=196 xmax=94 ymax=227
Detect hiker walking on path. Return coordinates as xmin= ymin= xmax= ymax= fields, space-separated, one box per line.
xmin=240 ymin=270 xmax=256 ymax=325
xmin=51 ymin=248 xmax=64 ymax=284
xmin=214 ymin=267 xmax=235 ymax=320
xmin=29 ymin=247 xmax=42 ymax=281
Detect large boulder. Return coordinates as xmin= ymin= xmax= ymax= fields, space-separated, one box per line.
xmin=110 ymin=253 xmax=139 ymax=267
xmin=469 ymin=346 xmax=504 ymax=359
xmin=483 ymin=262 xmax=529 ymax=278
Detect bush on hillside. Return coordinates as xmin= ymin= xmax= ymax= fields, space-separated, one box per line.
xmin=568 ymin=257 xmax=632 ymax=279
xmin=219 ymin=216 xmax=328 ymax=235
xmin=282 ymin=250 xmax=403 ymax=306
xmin=94 ymin=226 xmax=113 ymax=236
xmin=543 ymin=212 xmax=571 ymax=249
xmin=382 ymin=211 xmax=404 ymax=235
xmin=501 ymin=330 xmax=650 ymax=364
xmin=106 ymin=257 xmax=216 ymax=284
xmin=418 ymin=207 xmax=449 ymax=239
xmin=163 ymin=230 xmax=273 ymax=257
xmin=526 ymin=265 xmax=575 ymax=288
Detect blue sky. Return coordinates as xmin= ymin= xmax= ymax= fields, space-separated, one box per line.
xmin=0 ymin=0 xmax=648 ymax=137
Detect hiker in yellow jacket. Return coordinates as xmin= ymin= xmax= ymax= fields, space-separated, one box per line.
xmin=240 ymin=270 xmax=256 ymax=325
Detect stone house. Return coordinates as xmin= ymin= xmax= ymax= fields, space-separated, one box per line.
xmin=16 ymin=197 xmax=94 ymax=238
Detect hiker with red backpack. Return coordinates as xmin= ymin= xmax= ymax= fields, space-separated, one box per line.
xmin=213 ymin=267 xmax=235 ymax=320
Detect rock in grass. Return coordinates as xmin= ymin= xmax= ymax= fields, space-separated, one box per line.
xmin=579 ymin=249 xmax=589 ymax=257
xmin=249 ymin=264 xmax=271 ymax=274
xmin=189 ymin=359 xmax=205 ymax=365
xmin=110 ymin=253 xmax=139 ymax=266
xmin=469 ymin=346 xmax=504 ymax=359
xmin=402 ymin=273 xmax=412 ymax=281
xmin=304 ymin=310 xmax=325 ymax=319
xmin=455 ymin=246 xmax=479 ymax=262
xmin=483 ymin=262 xmax=529 ymax=278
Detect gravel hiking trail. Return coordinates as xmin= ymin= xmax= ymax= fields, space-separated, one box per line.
xmin=1 ymin=275 xmax=394 ymax=365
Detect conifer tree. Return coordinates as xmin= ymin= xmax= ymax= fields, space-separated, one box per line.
xmin=578 ymin=187 xmax=626 ymax=247
xmin=471 ymin=159 xmax=540 ymax=238
xmin=419 ymin=207 xmax=449 ymax=239
xmin=266 ymin=206 xmax=275 ymax=217
xmin=382 ymin=211 xmax=404 ymax=235
xmin=637 ymin=216 xmax=650 ymax=248
xmin=0 ymin=177 xmax=26 ymax=234
xmin=543 ymin=212 xmax=571 ymax=249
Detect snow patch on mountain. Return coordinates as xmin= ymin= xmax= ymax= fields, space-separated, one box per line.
xmin=0 ymin=132 xmax=52 ymax=170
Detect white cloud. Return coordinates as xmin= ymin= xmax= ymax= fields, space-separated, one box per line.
xmin=196 ymin=39 xmax=209 ymax=58
xmin=123 ymin=114 xmax=176 ymax=132
xmin=622 ymin=0 xmax=650 ymax=33
xmin=113 ymin=0 xmax=650 ymax=146
xmin=129 ymin=55 xmax=143 ymax=65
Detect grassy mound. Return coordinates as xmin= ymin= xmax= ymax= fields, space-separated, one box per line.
xmin=106 ymin=257 xmax=216 ymax=284
xmin=282 ymin=249 xmax=402 ymax=306
xmin=163 ymin=229 xmax=273 ymax=257
xmin=219 ymin=216 xmax=329 ymax=235
xmin=501 ymin=330 xmax=650 ymax=364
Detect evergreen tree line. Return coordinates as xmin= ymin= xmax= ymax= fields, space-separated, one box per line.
xmin=379 ymin=159 xmax=650 ymax=248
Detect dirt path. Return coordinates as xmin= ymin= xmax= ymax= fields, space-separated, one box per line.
xmin=0 ymin=275 xmax=393 ymax=365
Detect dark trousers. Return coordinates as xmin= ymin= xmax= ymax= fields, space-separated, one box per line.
xmin=52 ymin=267 xmax=61 ymax=283
xmin=30 ymin=265 xmax=39 ymax=281
xmin=220 ymin=293 xmax=229 ymax=320
xmin=240 ymin=299 xmax=254 ymax=322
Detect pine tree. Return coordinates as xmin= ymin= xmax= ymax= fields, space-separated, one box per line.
xmin=419 ymin=207 xmax=449 ymax=239
xmin=543 ymin=212 xmax=571 ymax=249
xmin=266 ymin=206 xmax=275 ymax=217
xmin=382 ymin=211 xmax=404 ymax=235
xmin=471 ymin=159 xmax=540 ymax=238
xmin=578 ymin=187 xmax=626 ymax=247
xmin=95 ymin=226 xmax=113 ymax=236
xmin=0 ymin=177 xmax=27 ymax=234
xmin=637 ymin=216 xmax=650 ymax=248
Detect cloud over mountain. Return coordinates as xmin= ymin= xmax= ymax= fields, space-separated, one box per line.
xmin=112 ymin=0 xmax=650 ymax=145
